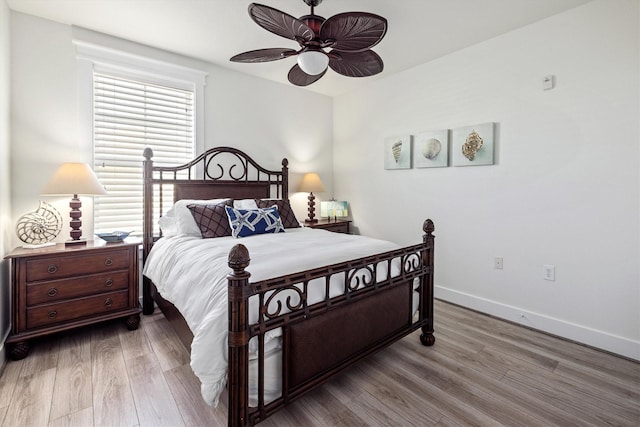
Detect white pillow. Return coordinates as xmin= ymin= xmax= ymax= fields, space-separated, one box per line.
xmin=158 ymin=214 xmax=179 ymax=237
xmin=233 ymin=199 xmax=258 ymax=210
xmin=161 ymin=198 xmax=230 ymax=237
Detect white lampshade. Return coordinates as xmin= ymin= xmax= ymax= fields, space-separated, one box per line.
xmin=42 ymin=163 xmax=107 ymax=196
xmin=41 ymin=162 xmax=106 ymax=245
xmin=298 ymin=172 xmax=325 ymax=193
xmin=297 ymin=50 xmax=329 ymax=76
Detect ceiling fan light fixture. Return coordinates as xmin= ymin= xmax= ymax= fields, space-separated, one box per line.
xmin=297 ymin=50 xmax=329 ymax=75
xmin=231 ymin=2 xmax=387 ymax=86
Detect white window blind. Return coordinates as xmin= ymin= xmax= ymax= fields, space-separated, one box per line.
xmin=93 ymin=73 xmax=195 ymax=234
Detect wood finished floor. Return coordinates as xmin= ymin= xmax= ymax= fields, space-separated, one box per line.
xmin=0 ymin=299 xmax=638 ymax=426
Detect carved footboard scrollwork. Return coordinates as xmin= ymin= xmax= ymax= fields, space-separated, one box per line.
xmin=228 ymin=219 xmax=436 ymax=427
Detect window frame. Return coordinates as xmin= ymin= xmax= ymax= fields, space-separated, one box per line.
xmin=74 ymin=34 xmax=207 ymax=234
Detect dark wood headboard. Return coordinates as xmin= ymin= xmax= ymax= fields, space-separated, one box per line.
xmin=142 ymin=146 xmax=289 ymax=260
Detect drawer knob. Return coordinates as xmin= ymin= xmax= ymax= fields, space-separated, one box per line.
xmin=48 ymin=310 xmax=57 ymax=319
xmin=47 ymin=265 xmax=58 ymax=274
xmin=104 ymin=298 xmax=113 ymax=307
xmin=104 ymin=258 xmax=113 ymax=267
xmin=47 ymin=288 xmax=58 ymax=297
xmin=105 ymin=278 xmax=113 ymax=287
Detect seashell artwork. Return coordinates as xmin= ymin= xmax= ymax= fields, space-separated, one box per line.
xmin=461 ymin=130 xmax=483 ymax=161
xmin=422 ymin=138 xmax=441 ymax=160
xmin=452 ymin=122 xmax=495 ymax=166
xmin=413 ymin=130 xmax=449 ymax=168
xmin=384 ymin=135 xmax=412 ymax=169
xmin=391 ymin=140 xmax=403 ymax=163
xmin=15 ymin=201 xmax=62 ymax=246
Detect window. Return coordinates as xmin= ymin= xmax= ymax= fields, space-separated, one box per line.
xmin=93 ymin=73 xmax=195 ymax=234
xmin=73 ymin=29 xmax=207 ymax=236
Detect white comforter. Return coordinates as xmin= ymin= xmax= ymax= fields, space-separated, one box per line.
xmin=143 ymin=227 xmax=400 ymax=407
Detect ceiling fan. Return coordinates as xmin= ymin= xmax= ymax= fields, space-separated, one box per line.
xmin=230 ymin=0 xmax=388 ymax=87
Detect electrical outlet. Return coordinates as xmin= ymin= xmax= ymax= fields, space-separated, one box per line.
xmin=494 ymin=257 xmax=503 ymax=270
xmin=543 ymin=264 xmax=555 ymax=281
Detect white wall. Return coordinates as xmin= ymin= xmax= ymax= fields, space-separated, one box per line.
xmin=0 ymin=0 xmax=12 ymax=363
xmin=333 ymin=0 xmax=639 ymax=360
xmin=9 ymin=12 xmax=333 ymax=248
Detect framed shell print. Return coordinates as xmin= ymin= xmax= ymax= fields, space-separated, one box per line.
xmin=452 ymin=123 xmax=495 ymax=166
xmin=384 ymin=135 xmax=412 ymax=170
xmin=413 ymin=130 xmax=449 ymax=168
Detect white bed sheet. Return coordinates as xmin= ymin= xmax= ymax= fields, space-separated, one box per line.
xmin=143 ymin=227 xmax=401 ymax=407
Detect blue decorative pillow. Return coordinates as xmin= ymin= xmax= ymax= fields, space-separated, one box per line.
xmin=225 ymin=206 xmax=285 ymax=238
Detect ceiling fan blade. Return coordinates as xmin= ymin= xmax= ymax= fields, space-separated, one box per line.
xmin=230 ymin=48 xmax=297 ymax=63
xmin=288 ymin=64 xmax=327 ymax=86
xmin=328 ymin=50 xmax=384 ymax=77
xmin=249 ymin=3 xmax=315 ymax=43
xmin=320 ymin=12 xmax=387 ymax=52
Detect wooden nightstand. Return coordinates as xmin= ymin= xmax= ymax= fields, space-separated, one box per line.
xmin=306 ymin=218 xmax=352 ymax=234
xmin=4 ymin=240 xmax=141 ymax=360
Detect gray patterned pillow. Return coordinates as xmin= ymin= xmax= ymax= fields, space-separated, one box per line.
xmin=255 ymin=199 xmax=301 ymax=229
xmin=187 ymin=200 xmax=233 ymax=238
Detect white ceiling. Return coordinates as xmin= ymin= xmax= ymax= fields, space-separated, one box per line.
xmin=7 ymin=0 xmax=591 ymax=97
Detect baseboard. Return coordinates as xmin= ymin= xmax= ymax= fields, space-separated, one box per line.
xmin=435 ymin=285 xmax=640 ymax=361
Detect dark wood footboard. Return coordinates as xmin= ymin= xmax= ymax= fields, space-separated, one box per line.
xmin=227 ymin=220 xmax=435 ymax=426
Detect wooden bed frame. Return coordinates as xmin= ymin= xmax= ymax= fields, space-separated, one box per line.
xmin=142 ymin=146 xmax=436 ymax=426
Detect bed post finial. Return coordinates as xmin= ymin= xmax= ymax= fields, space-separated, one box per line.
xmin=228 ymin=244 xmax=251 ymax=273
xmin=143 ymin=147 xmax=153 ymax=160
xmin=423 ymin=219 xmax=435 ymax=237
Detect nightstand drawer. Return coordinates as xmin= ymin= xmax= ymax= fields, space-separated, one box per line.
xmin=25 ymin=249 xmax=130 ymax=282
xmin=26 ymin=290 xmax=129 ymax=329
xmin=307 ymin=219 xmax=352 ymax=234
xmin=26 ymin=270 xmax=129 ymax=306
xmin=320 ymin=223 xmax=349 ymax=233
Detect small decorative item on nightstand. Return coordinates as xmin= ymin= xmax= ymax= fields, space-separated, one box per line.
xmin=320 ymin=200 xmax=349 ymax=220
xmin=298 ymin=172 xmax=325 ymax=223
xmin=15 ymin=201 xmax=62 ymax=248
xmin=96 ymin=231 xmax=131 ymax=243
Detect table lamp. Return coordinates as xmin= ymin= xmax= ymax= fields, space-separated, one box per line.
xmin=298 ymin=172 xmax=325 ymax=223
xmin=42 ymin=162 xmax=107 ymax=246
